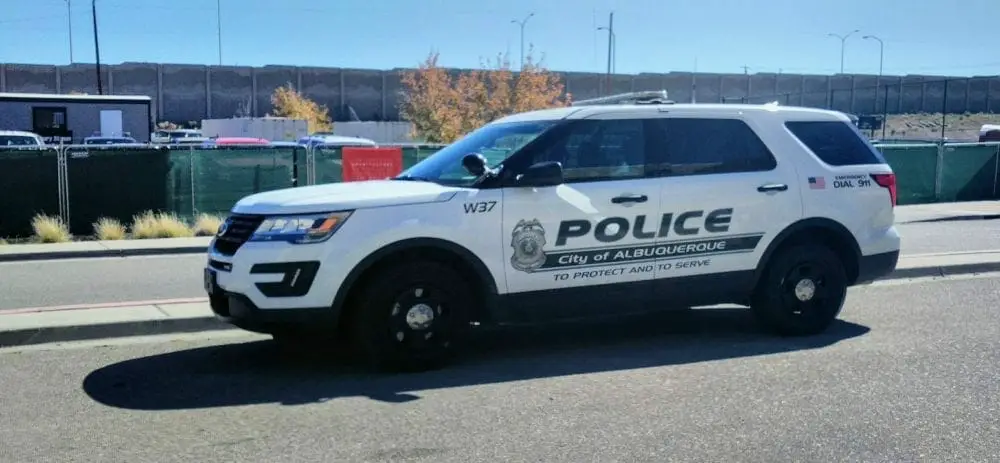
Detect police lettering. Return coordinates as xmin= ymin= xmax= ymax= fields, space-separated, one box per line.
xmin=554 ymin=208 xmax=733 ymax=246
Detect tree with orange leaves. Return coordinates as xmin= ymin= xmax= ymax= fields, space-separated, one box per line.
xmin=399 ymin=47 xmax=571 ymax=144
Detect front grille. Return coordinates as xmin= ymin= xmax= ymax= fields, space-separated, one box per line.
xmin=213 ymin=214 xmax=265 ymax=256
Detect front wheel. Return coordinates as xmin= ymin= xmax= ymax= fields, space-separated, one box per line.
xmin=349 ymin=261 xmax=474 ymax=372
xmin=751 ymin=243 xmax=848 ymax=336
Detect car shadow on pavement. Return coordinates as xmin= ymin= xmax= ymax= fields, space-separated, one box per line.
xmin=82 ymin=308 xmax=869 ymax=410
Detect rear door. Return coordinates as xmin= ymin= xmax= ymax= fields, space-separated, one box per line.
xmin=645 ymin=114 xmax=803 ymax=305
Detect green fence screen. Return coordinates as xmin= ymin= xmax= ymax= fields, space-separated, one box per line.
xmin=874 ymin=144 xmax=939 ymax=205
xmin=0 ymin=147 xmax=61 ymax=238
xmin=939 ymin=143 xmax=999 ymax=202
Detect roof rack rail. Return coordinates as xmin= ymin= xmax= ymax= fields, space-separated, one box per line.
xmin=571 ymin=90 xmax=674 ymax=106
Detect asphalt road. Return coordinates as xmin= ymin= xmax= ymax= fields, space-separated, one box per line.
xmin=1 ymin=274 xmax=999 ymax=461
xmin=0 ymin=219 xmax=996 ymax=310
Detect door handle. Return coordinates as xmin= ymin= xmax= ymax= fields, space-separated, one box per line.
xmin=757 ymin=183 xmax=788 ymax=193
xmin=611 ymin=194 xmax=648 ymax=204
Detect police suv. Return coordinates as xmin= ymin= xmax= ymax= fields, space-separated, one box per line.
xmin=204 ymin=91 xmax=901 ymax=372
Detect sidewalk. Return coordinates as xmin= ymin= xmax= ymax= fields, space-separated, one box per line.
xmin=3 ymin=249 xmax=1000 ymax=349
xmin=0 ymin=201 xmax=996 ymax=262
xmin=0 ymin=237 xmax=212 ymax=262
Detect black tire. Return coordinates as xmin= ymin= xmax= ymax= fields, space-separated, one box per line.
xmin=348 ymin=261 xmax=474 ymax=372
xmin=751 ymin=243 xmax=848 ymax=336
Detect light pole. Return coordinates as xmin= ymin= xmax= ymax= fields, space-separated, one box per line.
xmin=599 ymin=11 xmax=614 ymax=95
xmin=864 ymin=34 xmax=886 ymax=138
xmin=65 ymin=0 xmax=74 ymax=63
xmin=510 ymin=12 xmax=534 ymax=70
xmin=828 ymin=29 xmax=860 ymax=73
xmin=597 ymin=25 xmax=615 ymax=74
xmin=92 ymin=0 xmax=102 ymax=95
xmin=216 ymin=0 xmax=222 ymax=65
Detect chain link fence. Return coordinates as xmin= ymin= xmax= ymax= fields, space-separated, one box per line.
xmin=0 ymin=141 xmax=997 ymax=238
xmin=718 ymin=76 xmax=1000 ymax=142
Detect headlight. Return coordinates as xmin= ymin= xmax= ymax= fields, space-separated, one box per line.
xmin=249 ymin=211 xmax=352 ymax=244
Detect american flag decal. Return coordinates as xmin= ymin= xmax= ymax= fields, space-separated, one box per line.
xmin=808 ymin=176 xmax=826 ymax=189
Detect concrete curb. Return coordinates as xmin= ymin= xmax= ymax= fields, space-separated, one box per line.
xmin=0 ymin=316 xmax=231 ymax=348
xmin=2 ymin=258 xmax=1000 ymax=349
xmin=0 ymin=245 xmax=208 ymax=263
xmin=899 ymin=213 xmax=1000 ymax=224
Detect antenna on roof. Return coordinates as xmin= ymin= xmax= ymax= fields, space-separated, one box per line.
xmin=571 ymin=90 xmax=674 ymax=106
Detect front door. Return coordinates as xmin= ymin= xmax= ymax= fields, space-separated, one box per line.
xmin=500 ymin=116 xmax=663 ymax=321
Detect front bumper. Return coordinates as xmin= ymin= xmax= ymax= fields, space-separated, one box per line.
xmin=207 ymin=291 xmax=337 ymax=334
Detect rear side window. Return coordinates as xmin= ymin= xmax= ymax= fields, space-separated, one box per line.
xmin=785 ymin=121 xmax=887 ymax=166
xmin=648 ymin=118 xmax=777 ymax=176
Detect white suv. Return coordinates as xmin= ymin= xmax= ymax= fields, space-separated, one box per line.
xmin=204 ymin=92 xmax=900 ymax=372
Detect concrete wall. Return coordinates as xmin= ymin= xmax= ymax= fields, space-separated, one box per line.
xmin=2 ymin=62 xmax=998 ymax=125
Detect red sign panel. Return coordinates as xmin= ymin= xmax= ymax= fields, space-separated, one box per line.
xmin=341 ymin=147 xmax=403 ymax=182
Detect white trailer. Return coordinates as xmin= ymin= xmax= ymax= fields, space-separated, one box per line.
xmin=200 ymin=117 xmax=309 ymax=142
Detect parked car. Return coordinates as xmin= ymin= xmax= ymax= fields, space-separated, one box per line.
xmin=978 ymin=124 xmax=1000 ymax=142
xmin=152 ymin=128 xmax=208 ymax=145
xmin=0 ymin=130 xmax=45 ymax=147
xmin=297 ymin=134 xmax=377 ymax=149
xmin=201 ymin=137 xmax=271 ymax=147
xmin=83 ymin=136 xmax=140 ymax=145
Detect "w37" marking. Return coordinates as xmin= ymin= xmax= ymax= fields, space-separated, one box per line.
xmin=463 ymin=201 xmax=497 ymax=214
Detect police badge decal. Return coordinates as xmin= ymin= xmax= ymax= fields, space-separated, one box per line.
xmin=510 ymin=219 xmax=547 ymax=273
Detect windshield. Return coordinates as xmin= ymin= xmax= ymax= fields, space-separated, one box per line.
xmin=0 ymin=135 xmax=40 ymax=146
xmin=397 ymin=120 xmax=558 ymax=186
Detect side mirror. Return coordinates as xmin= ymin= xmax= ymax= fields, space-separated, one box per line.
xmin=462 ymin=153 xmax=488 ymax=177
xmin=517 ymin=161 xmax=563 ymax=187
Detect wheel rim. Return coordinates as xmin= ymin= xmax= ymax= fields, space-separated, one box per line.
xmin=386 ymin=284 xmax=452 ymax=359
xmin=778 ymin=260 xmax=841 ymax=322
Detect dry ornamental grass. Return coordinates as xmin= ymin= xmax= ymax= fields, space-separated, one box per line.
xmin=93 ymin=217 xmax=127 ymax=240
xmin=31 ymin=214 xmax=72 ymax=243
xmin=193 ymin=213 xmax=225 ymax=236
xmin=131 ymin=211 xmax=195 ymax=239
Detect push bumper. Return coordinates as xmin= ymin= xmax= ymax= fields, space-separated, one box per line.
xmin=854 ymin=249 xmax=900 ymax=284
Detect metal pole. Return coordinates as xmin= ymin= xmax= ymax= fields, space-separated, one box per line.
xmin=606 ymin=12 xmax=614 ymax=95
xmin=941 ymin=79 xmax=948 ymax=141
xmin=216 ymin=0 xmax=222 ymax=65
xmin=882 ymin=83 xmax=889 ymax=139
xmin=65 ymin=0 xmax=74 ymax=63
xmin=828 ymin=30 xmax=860 ymax=73
xmin=510 ymin=12 xmax=534 ymax=70
xmin=92 ymin=0 xmax=102 ymax=95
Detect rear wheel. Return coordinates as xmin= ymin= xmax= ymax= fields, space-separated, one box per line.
xmin=348 ymin=261 xmax=473 ymax=372
xmin=751 ymin=243 xmax=848 ymax=336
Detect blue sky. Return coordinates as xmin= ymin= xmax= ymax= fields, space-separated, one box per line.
xmin=2 ymin=0 xmax=998 ymax=76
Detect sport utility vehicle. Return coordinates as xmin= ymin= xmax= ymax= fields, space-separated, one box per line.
xmin=204 ymin=92 xmax=900 ymax=372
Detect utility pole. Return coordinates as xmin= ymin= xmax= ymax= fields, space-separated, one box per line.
xmin=740 ymin=65 xmax=751 ymax=75
xmin=828 ymin=29 xmax=860 ymax=73
xmin=510 ymin=12 xmax=534 ymax=70
xmin=65 ymin=0 xmax=74 ymax=63
xmin=216 ymin=0 xmax=223 ymax=65
xmin=600 ymin=11 xmax=614 ymax=95
xmin=92 ymin=0 xmax=103 ymax=95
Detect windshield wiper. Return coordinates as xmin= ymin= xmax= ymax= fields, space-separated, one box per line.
xmin=392 ymin=175 xmax=434 ymax=182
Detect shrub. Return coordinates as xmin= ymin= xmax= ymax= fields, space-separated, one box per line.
xmin=131 ymin=211 xmax=194 ymax=239
xmin=31 ymin=214 xmax=72 ymax=243
xmin=193 ymin=213 xmax=224 ymax=236
xmin=93 ymin=217 xmax=127 ymax=240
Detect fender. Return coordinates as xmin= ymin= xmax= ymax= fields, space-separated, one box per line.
xmin=751 ymin=217 xmax=861 ymax=286
xmin=330 ymin=237 xmax=500 ymax=315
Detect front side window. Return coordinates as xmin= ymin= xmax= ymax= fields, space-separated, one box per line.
xmin=524 ymin=119 xmax=647 ymax=183
xmin=397 ymin=120 xmax=557 ymax=186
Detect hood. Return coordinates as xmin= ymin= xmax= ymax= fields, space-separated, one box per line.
xmin=230 ymin=179 xmax=462 ymax=215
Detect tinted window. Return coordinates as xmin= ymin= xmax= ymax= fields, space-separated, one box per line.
xmin=529 ymin=119 xmax=646 ymax=182
xmin=649 ymin=118 xmax=776 ymax=176
xmin=785 ymin=120 xmax=887 ymax=166
xmin=0 ymin=136 xmax=40 ymax=146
